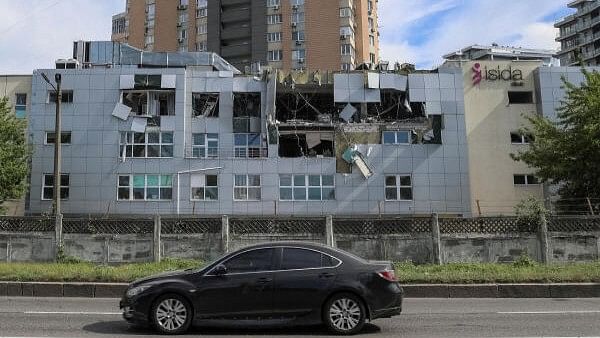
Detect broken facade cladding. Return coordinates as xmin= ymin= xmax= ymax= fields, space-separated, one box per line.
xmin=27 ymin=41 xmax=470 ymax=216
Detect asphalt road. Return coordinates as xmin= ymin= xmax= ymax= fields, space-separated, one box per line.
xmin=0 ymin=297 xmax=599 ymax=337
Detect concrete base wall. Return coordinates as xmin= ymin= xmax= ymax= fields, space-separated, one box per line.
xmin=1 ymin=231 xmax=598 ymax=264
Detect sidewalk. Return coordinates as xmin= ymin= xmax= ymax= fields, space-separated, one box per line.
xmin=2 ymin=282 xmax=599 ymax=298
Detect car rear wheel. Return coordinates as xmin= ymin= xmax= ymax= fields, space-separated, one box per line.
xmin=324 ymin=293 xmax=366 ymax=335
xmin=151 ymin=294 xmax=192 ymax=335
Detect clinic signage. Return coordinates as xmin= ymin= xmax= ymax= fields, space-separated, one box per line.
xmin=472 ymin=63 xmax=523 ymax=85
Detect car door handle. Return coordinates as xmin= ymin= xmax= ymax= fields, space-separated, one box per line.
xmin=256 ymin=277 xmax=273 ymax=284
xmin=319 ymin=272 xmax=336 ymax=279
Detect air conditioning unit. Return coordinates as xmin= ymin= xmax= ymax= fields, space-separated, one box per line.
xmin=291 ymin=22 xmax=297 ymax=28
xmin=295 ymin=40 xmax=302 ymax=45
xmin=340 ymin=34 xmax=348 ymax=40
xmin=292 ymin=4 xmax=298 ymax=10
xmin=368 ymin=10 xmax=372 ymax=15
xmin=298 ymin=58 xmax=305 ymax=64
xmin=273 ymin=5 xmax=279 ymax=10
xmin=371 ymin=28 xmax=376 ymax=33
xmin=177 ymin=5 xmax=188 ymax=10
xmin=178 ymin=38 xmax=185 ymax=43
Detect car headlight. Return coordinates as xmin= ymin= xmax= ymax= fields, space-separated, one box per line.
xmin=126 ymin=285 xmax=151 ymax=297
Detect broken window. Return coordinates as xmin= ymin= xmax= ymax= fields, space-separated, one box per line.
xmin=45 ymin=132 xmax=72 ymax=145
xmin=366 ymin=90 xmax=425 ymax=122
xmin=423 ymin=115 xmax=443 ymax=144
xmin=42 ymin=174 xmax=70 ymax=200
xmin=134 ymin=75 xmax=162 ymax=89
xmin=233 ymin=93 xmax=261 ymax=117
xmin=278 ymin=129 xmax=334 ymax=158
xmin=192 ymin=93 xmax=219 ymax=117
xmin=191 ymin=174 xmax=218 ymax=200
xmin=120 ymin=132 xmax=174 ymax=158
xmin=382 ymin=131 xmax=412 ymax=145
xmin=508 ymin=91 xmax=533 ymax=104
xmin=385 ymin=175 xmax=413 ymax=201
xmin=122 ymin=90 xmax=175 ymax=116
xmin=279 ymin=175 xmax=335 ymax=201
xmin=276 ymin=92 xmax=337 ymax=123
xmin=48 ymin=90 xmax=74 ymax=103
xmin=234 ymin=133 xmax=264 ymax=158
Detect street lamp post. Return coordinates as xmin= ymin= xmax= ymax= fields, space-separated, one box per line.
xmin=41 ymin=72 xmax=63 ymax=248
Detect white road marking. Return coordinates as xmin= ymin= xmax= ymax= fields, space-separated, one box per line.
xmin=498 ymin=310 xmax=600 ymax=314
xmin=23 ymin=311 xmax=121 ymax=315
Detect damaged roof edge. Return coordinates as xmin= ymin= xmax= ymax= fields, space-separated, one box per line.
xmin=71 ymin=41 xmax=241 ymax=74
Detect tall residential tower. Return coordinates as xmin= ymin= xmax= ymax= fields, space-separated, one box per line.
xmin=555 ymin=0 xmax=600 ymax=66
xmin=111 ymin=0 xmax=380 ymax=71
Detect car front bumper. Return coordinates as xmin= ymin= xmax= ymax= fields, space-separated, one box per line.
xmin=119 ymin=297 xmax=150 ymax=325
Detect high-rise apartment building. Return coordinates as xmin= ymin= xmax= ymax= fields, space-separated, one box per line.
xmin=555 ymin=0 xmax=600 ymax=66
xmin=111 ymin=0 xmax=379 ymax=71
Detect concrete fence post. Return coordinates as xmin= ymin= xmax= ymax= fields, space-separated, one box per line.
xmin=54 ymin=214 xmax=63 ymax=250
xmin=431 ymin=213 xmax=442 ymax=265
xmin=538 ymin=213 xmax=550 ymax=264
xmin=221 ymin=215 xmax=230 ymax=253
xmin=325 ymin=215 xmax=335 ymax=247
xmin=153 ymin=214 xmax=161 ymax=262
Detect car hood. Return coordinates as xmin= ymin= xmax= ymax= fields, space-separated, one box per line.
xmin=131 ymin=269 xmax=192 ymax=286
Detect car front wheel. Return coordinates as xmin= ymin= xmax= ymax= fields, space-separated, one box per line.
xmin=324 ymin=293 xmax=366 ymax=335
xmin=151 ymin=294 xmax=192 ymax=335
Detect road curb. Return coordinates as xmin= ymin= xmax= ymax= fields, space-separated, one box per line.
xmin=0 ymin=282 xmax=599 ymax=298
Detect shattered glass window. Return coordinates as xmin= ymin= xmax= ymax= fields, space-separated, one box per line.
xmin=385 ymin=175 xmax=412 ymax=201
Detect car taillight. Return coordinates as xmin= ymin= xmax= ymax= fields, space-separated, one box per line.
xmin=376 ymin=269 xmax=397 ymax=282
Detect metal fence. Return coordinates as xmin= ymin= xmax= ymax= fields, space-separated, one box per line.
xmin=1 ymin=215 xmax=600 ymax=235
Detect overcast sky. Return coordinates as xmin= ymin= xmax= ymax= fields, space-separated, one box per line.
xmin=0 ymin=0 xmax=572 ymax=74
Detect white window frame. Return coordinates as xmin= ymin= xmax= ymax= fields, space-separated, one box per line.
xmin=192 ymin=133 xmax=219 ymax=158
xmin=234 ymin=133 xmax=262 ymax=158
xmin=267 ymin=32 xmax=282 ymax=42
xmin=383 ymin=131 xmax=411 ymax=145
xmin=190 ymin=174 xmax=219 ymax=201
xmin=513 ymin=174 xmax=540 ymax=186
xmin=268 ymin=50 xmax=283 ymax=61
xmin=42 ymin=174 xmax=70 ymax=201
xmin=341 ymin=44 xmax=354 ymax=56
xmin=267 ymin=14 xmax=282 ymax=24
xmin=385 ymin=175 xmax=413 ymax=201
xmin=197 ymin=23 xmax=207 ymax=34
xmin=510 ymin=132 xmax=534 ymax=145
xmin=291 ymin=12 xmax=304 ymax=23
xmin=267 ymin=0 xmax=280 ymax=7
xmin=234 ymin=175 xmax=262 ymax=201
xmin=120 ymin=132 xmax=174 ymax=158
xmin=279 ymin=175 xmax=335 ymax=201
xmin=340 ymin=7 xmax=352 ymax=17
xmin=117 ymin=174 xmax=173 ymax=201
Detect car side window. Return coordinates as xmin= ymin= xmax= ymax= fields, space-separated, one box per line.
xmin=223 ymin=248 xmax=274 ymax=274
xmin=321 ymin=254 xmax=339 ymax=268
xmin=281 ymin=248 xmax=337 ymax=270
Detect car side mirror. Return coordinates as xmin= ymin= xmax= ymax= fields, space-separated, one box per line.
xmin=213 ymin=264 xmax=227 ymax=276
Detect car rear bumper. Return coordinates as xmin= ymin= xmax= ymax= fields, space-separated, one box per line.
xmin=370 ymin=285 xmax=403 ymax=320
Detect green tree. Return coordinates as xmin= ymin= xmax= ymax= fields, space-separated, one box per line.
xmin=0 ymin=97 xmax=30 ymax=214
xmin=511 ymin=69 xmax=600 ymax=214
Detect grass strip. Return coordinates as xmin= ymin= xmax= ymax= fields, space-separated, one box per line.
xmin=0 ymin=259 xmax=599 ymax=284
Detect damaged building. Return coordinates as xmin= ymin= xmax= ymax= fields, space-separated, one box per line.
xmin=26 ymin=41 xmax=470 ymax=216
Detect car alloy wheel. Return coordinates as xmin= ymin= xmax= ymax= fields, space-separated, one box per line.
xmin=152 ymin=294 xmax=192 ymax=334
xmin=324 ymin=293 xmax=365 ymax=335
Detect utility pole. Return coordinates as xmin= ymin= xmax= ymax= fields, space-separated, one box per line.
xmin=42 ymin=73 xmax=63 ymax=248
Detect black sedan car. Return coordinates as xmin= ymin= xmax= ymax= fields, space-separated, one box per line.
xmin=120 ymin=242 xmax=403 ymax=335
